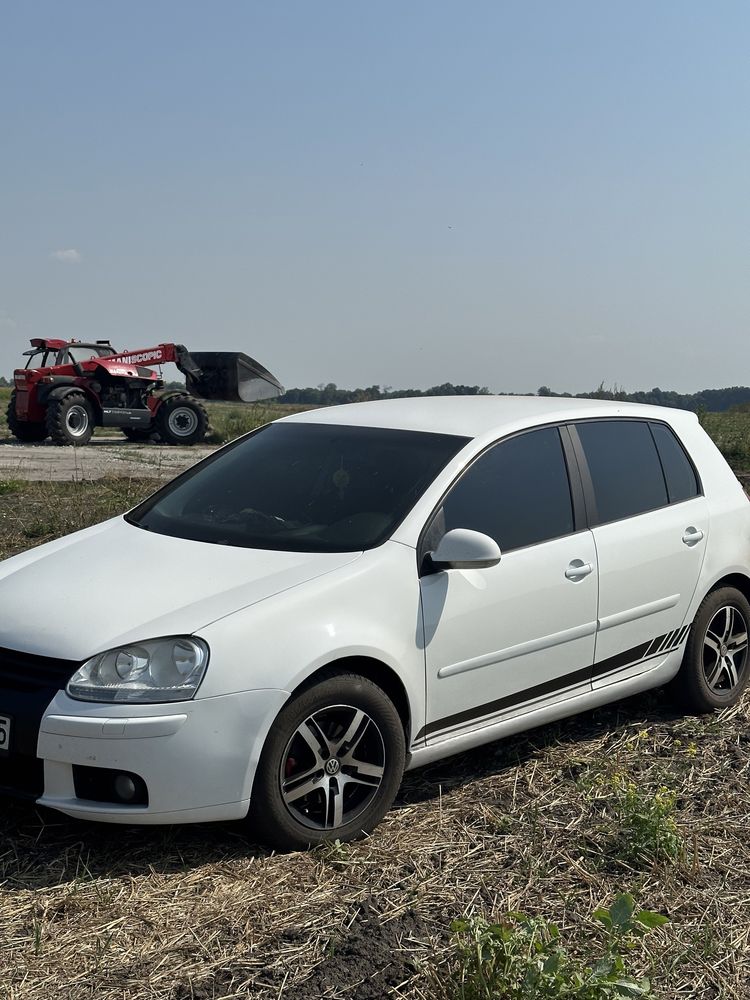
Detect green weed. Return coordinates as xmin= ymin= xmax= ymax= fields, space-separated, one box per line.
xmin=445 ymin=894 xmax=667 ymax=1000
xmin=610 ymin=777 xmax=681 ymax=866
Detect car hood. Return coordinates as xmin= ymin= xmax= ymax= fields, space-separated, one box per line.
xmin=0 ymin=516 xmax=362 ymax=661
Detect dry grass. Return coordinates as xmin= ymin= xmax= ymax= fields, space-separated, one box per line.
xmin=1 ymin=487 xmax=750 ymax=998
xmin=0 ymin=479 xmax=155 ymax=558
xmin=2 ymin=691 xmax=749 ymax=999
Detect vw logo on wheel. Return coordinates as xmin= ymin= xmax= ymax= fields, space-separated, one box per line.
xmin=325 ymin=758 xmax=341 ymax=775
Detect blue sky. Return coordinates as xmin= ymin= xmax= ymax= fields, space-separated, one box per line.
xmin=1 ymin=2 xmax=747 ymax=393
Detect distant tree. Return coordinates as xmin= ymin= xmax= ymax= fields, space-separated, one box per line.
xmin=278 ymin=381 xmax=750 ymax=413
xmin=278 ymin=382 xmax=490 ymax=405
xmin=571 ymin=383 xmax=750 ymax=413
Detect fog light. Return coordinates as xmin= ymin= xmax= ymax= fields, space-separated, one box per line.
xmin=72 ymin=765 xmax=149 ymax=806
xmin=114 ymin=774 xmax=137 ymax=802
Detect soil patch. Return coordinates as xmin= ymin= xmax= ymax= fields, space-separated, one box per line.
xmin=281 ymin=903 xmax=430 ymax=1000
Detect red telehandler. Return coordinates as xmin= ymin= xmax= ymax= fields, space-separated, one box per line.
xmin=7 ymin=339 xmax=283 ymax=446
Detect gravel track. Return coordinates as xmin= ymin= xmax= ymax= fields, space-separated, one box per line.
xmin=0 ymin=438 xmax=218 ymax=481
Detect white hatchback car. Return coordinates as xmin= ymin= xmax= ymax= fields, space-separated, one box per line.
xmin=1 ymin=397 xmax=748 ymax=849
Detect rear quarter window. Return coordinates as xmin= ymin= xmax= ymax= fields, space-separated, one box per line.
xmin=649 ymin=422 xmax=700 ymax=503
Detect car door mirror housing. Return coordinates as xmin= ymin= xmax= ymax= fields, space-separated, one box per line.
xmin=429 ymin=528 xmax=502 ymax=571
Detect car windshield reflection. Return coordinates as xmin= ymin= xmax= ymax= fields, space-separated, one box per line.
xmin=127 ymin=422 xmax=469 ymax=552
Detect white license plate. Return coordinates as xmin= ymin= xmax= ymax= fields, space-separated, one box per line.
xmin=0 ymin=715 xmax=10 ymax=754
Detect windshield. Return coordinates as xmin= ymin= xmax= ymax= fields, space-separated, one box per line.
xmin=127 ymin=422 xmax=469 ymax=552
xmin=24 ymin=350 xmax=56 ymax=369
xmin=24 ymin=345 xmax=109 ymax=368
xmin=66 ymin=347 xmax=98 ymax=363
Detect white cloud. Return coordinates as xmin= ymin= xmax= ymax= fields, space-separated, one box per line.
xmin=50 ymin=248 xmax=82 ymax=264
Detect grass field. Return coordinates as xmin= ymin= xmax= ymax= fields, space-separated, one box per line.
xmin=698 ymin=410 xmax=750 ymax=471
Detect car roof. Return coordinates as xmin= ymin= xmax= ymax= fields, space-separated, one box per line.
xmin=282 ymin=395 xmax=699 ymax=439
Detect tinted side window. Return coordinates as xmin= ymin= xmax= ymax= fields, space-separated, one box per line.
xmin=576 ymin=420 xmax=668 ymax=524
xmin=650 ymin=422 xmax=700 ymax=504
xmin=438 ymin=427 xmax=574 ymax=552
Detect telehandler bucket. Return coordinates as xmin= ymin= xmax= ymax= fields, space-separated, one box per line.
xmin=186 ymin=352 xmax=284 ymax=403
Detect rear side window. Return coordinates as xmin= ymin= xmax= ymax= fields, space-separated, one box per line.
xmin=436 ymin=426 xmax=574 ymax=552
xmin=576 ymin=420 xmax=668 ymax=524
xmin=650 ymin=422 xmax=700 ymax=503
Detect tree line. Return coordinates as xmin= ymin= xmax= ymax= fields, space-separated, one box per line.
xmin=278 ymin=382 xmax=490 ymax=404
xmin=279 ymin=381 xmax=750 ymax=412
xmin=536 ymin=383 xmax=750 ymax=413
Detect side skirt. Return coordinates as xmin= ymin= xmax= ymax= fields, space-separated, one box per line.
xmin=416 ymin=626 xmax=690 ymax=743
xmin=405 ymin=647 xmax=683 ymax=772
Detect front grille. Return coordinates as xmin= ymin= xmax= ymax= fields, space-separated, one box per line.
xmin=0 ymin=646 xmax=79 ymax=693
xmin=0 ymin=646 xmax=79 ymax=803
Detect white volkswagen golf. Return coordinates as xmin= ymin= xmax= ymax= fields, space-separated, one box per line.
xmin=1 ymin=396 xmax=748 ymax=849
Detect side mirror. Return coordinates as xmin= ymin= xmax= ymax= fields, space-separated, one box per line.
xmin=429 ymin=528 xmax=502 ymax=570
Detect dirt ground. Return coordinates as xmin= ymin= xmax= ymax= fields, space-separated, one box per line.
xmin=0 ymin=438 xmax=218 ymax=481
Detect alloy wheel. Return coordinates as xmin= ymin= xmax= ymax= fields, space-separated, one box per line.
xmin=279 ymin=704 xmax=386 ymax=831
xmin=703 ymin=605 xmax=749 ymax=694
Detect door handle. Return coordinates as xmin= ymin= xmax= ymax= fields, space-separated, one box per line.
xmin=565 ymin=559 xmax=594 ymax=581
xmin=682 ymin=527 xmax=704 ymax=546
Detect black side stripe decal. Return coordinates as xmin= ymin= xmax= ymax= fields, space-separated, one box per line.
xmin=414 ymin=625 xmax=692 ymax=743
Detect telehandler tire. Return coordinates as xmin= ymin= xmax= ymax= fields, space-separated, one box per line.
xmin=155 ymin=394 xmax=208 ymax=446
xmin=6 ymin=392 xmax=48 ymax=442
xmin=46 ymin=392 xmax=95 ymax=446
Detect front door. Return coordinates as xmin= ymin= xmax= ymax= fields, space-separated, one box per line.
xmin=420 ymin=425 xmax=599 ymax=744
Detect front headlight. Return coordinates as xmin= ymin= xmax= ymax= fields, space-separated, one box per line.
xmin=67 ymin=637 xmax=209 ymax=703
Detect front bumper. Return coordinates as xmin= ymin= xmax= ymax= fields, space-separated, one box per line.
xmin=12 ymin=687 xmax=289 ymax=824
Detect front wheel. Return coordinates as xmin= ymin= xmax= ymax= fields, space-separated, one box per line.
xmin=46 ymin=392 xmax=94 ymax=446
xmin=676 ymin=587 xmax=750 ymax=712
xmin=248 ymin=674 xmax=406 ymax=850
xmin=154 ymin=395 xmax=208 ymax=445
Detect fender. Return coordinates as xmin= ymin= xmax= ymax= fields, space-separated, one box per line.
xmin=35 ymin=379 xmax=78 ymax=406
xmin=150 ymin=391 xmax=183 ymax=411
xmin=40 ymin=383 xmax=101 ymax=417
xmin=148 ymin=391 xmax=197 ymax=417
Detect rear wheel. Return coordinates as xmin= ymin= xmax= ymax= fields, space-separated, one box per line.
xmin=154 ymin=394 xmax=208 ymax=445
xmin=46 ymin=392 xmax=94 ymax=446
xmin=676 ymin=587 xmax=750 ymax=712
xmin=6 ymin=391 xmax=47 ymax=442
xmin=248 ymin=674 xmax=406 ymax=850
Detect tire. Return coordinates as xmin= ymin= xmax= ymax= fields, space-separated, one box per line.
xmin=248 ymin=673 xmax=406 ymax=851
xmin=6 ymin=391 xmax=47 ymax=442
xmin=676 ymin=587 xmax=750 ymax=712
xmin=154 ymin=394 xmax=208 ymax=445
xmin=122 ymin=427 xmax=155 ymax=443
xmin=45 ymin=392 xmax=95 ymax=446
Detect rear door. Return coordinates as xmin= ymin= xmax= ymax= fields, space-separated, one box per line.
xmin=570 ymin=418 xmax=709 ymax=689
